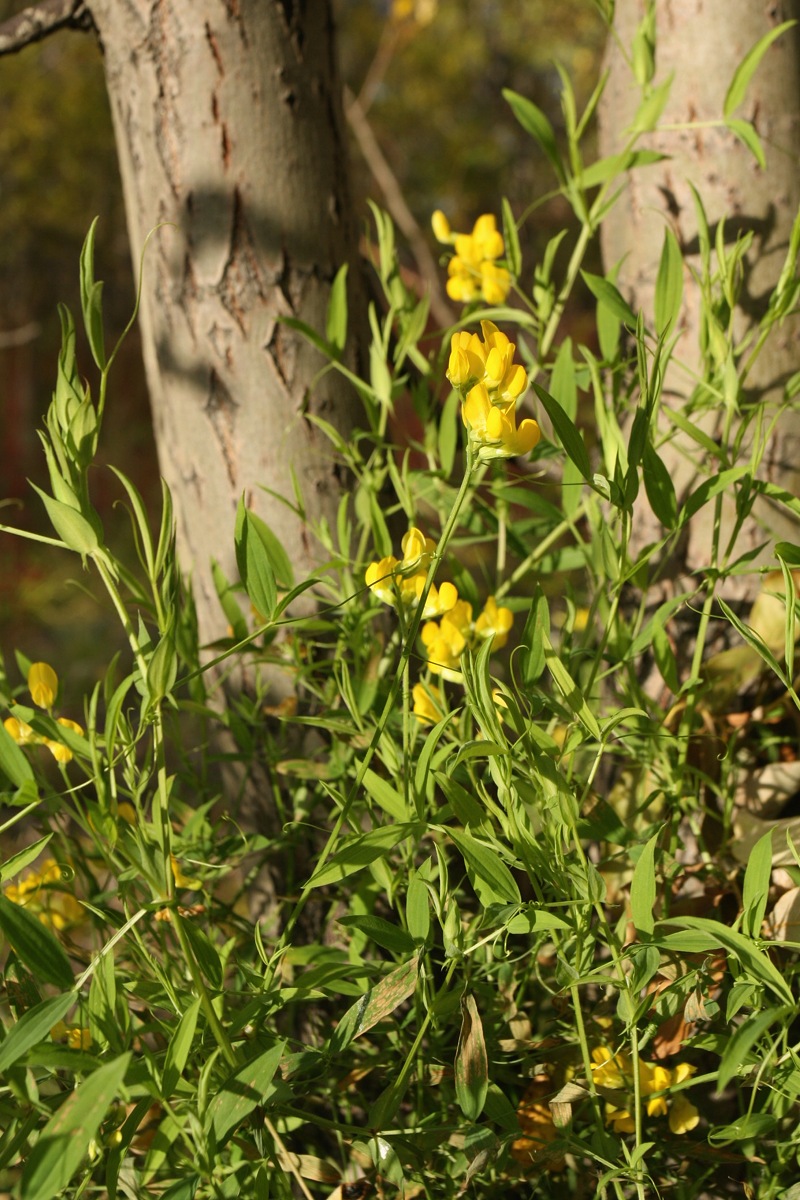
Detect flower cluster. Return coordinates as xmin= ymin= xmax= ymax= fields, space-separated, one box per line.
xmin=3 ymin=662 xmax=83 ymax=764
xmin=432 ymin=211 xmax=511 ymax=304
xmin=365 ymin=528 xmax=514 ymax=694
xmin=447 ymin=321 xmax=540 ymax=461
xmin=365 ymin=527 xmax=457 ymax=619
xmin=591 ymin=1046 xmax=699 ymax=1136
xmin=421 ymin=593 xmax=513 ymax=683
xmin=4 ymin=858 xmax=84 ymax=930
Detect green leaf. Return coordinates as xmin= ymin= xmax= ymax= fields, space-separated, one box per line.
xmin=330 ymin=954 xmax=419 ymax=1053
xmin=0 ymin=836 xmax=53 ymax=884
xmin=146 ymin=622 xmax=177 ymax=704
xmin=543 ymin=631 xmax=602 ymax=740
xmin=551 ymin=337 xmax=577 ymax=421
xmin=206 ymin=1042 xmax=285 ymax=1144
xmin=336 ymin=915 xmax=415 ymax=957
xmin=533 ymin=382 xmax=591 ymax=480
xmin=79 ymin=217 xmax=106 ymax=370
xmin=726 ymin=117 xmax=766 ymax=169
xmin=234 ymin=498 xmax=277 ymax=621
xmin=657 ymin=916 xmax=793 ymax=1004
xmin=162 ymin=997 xmax=201 ymax=1098
xmin=654 ymin=228 xmax=683 ymax=334
xmin=306 ymin=824 xmax=415 ymax=889
xmin=581 ymin=271 xmax=636 ymax=326
xmin=454 ymin=993 xmax=489 ymax=1120
xmin=629 ymin=830 xmax=659 ymax=936
xmin=0 ymin=721 xmax=34 ymax=789
xmin=21 ymin=1052 xmax=131 ymax=1200
xmin=629 ymin=75 xmax=673 ymax=134
xmin=502 ymin=89 xmax=563 ymax=180
xmin=362 ymin=767 xmax=410 ymax=822
xmin=30 ymin=484 xmax=100 ymax=556
xmin=716 ymin=1005 xmax=783 ymax=1093
xmin=578 ymin=149 xmax=665 ymax=190
xmin=520 ymin=586 xmax=549 ymax=685
xmin=724 ymin=21 xmax=797 ymax=117
xmin=447 ymin=828 xmax=521 ymax=906
xmin=501 ymin=197 xmax=521 ymax=277
xmin=680 ymin=467 xmax=749 ymax=525
xmin=325 ymin=263 xmax=348 ymax=356
xmin=742 ymin=829 xmax=773 ymax=939
xmin=642 ymin=441 xmax=678 ymax=529
xmin=179 ymin=918 xmax=222 ymax=990
xmin=0 ymin=895 xmax=73 ymax=990
xmin=0 ymin=992 xmax=75 ymax=1074
xmin=406 ymin=874 xmax=431 ymax=943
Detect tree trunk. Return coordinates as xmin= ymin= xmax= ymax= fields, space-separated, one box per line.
xmin=598 ymin=0 xmax=800 ymax=595
xmin=88 ymin=0 xmax=365 ymax=645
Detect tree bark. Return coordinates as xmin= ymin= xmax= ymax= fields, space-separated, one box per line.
xmin=598 ymin=0 xmax=800 ymax=594
xmin=87 ymin=0 xmax=365 ymax=644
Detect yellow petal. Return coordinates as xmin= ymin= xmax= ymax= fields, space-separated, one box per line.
xmin=28 ymin=662 xmax=58 ymax=709
xmin=431 ymin=209 xmax=452 ymax=243
xmin=669 ymin=1094 xmax=700 ymax=1134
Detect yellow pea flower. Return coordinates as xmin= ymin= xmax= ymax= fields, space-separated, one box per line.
xmin=433 ymin=212 xmax=511 ymax=304
xmin=474 ymin=596 xmax=514 ymax=648
xmin=170 ymin=854 xmax=201 ymax=890
xmin=412 ymin=683 xmax=445 ymax=725
xmin=46 ymin=717 xmax=84 ymax=764
xmin=4 ymin=716 xmax=37 ymax=745
xmin=28 ymin=662 xmax=58 ymax=709
xmin=669 ymin=1092 xmax=700 ymax=1134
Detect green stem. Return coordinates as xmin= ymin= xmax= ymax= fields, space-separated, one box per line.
xmin=263 ymin=448 xmax=477 ymax=985
xmin=173 ymin=913 xmax=237 ymax=1069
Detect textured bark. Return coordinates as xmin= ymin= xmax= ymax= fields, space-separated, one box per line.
xmin=598 ymin=0 xmax=800 ymax=594
xmin=88 ymin=0 xmax=365 ymax=644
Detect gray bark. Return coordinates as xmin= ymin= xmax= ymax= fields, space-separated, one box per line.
xmin=88 ymin=0 xmax=365 ymax=644
xmin=598 ymin=0 xmax=800 ymax=593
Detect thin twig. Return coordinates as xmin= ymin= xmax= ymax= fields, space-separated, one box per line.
xmin=0 ymin=0 xmax=92 ymax=57
xmin=345 ymin=84 xmax=454 ymax=330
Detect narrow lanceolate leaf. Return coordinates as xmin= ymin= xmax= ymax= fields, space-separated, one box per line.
xmin=206 ymin=1041 xmax=286 ymax=1143
xmin=454 ymin=993 xmax=489 ymax=1120
xmin=234 ymin=497 xmax=277 ymax=621
xmin=533 ymin=382 xmax=591 ymax=481
xmin=581 ymin=271 xmax=636 ymax=327
xmin=306 ymin=824 xmax=414 ymax=889
xmin=447 ymin=828 xmax=521 ymax=907
xmin=0 ymin=895 xmax=73 ymax=990
xmin=657 ymin=916 xmax=793 ymax=1005
xmin=325 ymin=263 xmax=349 ymax=356
xmin=723 ymin=20 xmax=797 ymax=117
xmin=502 ymin=89 xmax=564 ymax=181
xmin=162 ymin=997 xmax=201 ymax=1098
xmin=330 ymin=954 xmax=420 ymax=1054
xmin=0 ymin=992 xmax=75 ymax=1074
xmin=21 ymin=1052 xmax=131 ymax=1200
xmin=742 ymin=829 xmax=774 ymax=940
xmin=630 ymin=831 xmax=660 ymax=937
xmin=654 ymin=228 xmax=683 ymax=334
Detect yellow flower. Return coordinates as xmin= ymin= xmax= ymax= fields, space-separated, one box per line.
xmin=421 ymin=599 xmax=473 ymax=678
xmin=475 ymin=596 xmax=514 ymax=649
xmin=605 ymin=1103 xmax=636 ymax=1134
xmin=365 ymin=555 xmax=400 ymax=605
xmin=412 ymin=683 xmax=445 ymax=724
xmin=4 ymin=716 xmax=37 ymax=745
xmin=51 ymin=1021 xmax=92 ymax=1050
xmin=45 ymin=717 xmax=84 ymax=764
xmin=170 ymin=854 xmax=201 ymax=890
xmin=5 ymin=858 xmax=84 ymax=930
xmin=433 ymin=212 xmax=511 ymax=304
xmin=669 ymin=1093 xmax=700 ymax=1135
xmin=447 ymin=322 xmax=539 ymax=461
xmin=591 ymin=1045 xmax=630 ymax=1090
xmin=28 ymin=662 xmax=58 ymax=709
xmin=640 ymin=1061 xmax=672 ymax=1118
xmin=365 ymin=528 xmax=458 ymax=618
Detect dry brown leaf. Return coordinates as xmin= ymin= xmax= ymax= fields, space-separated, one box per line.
xmin=764 ymin=885 xmax=800 ymax=941
xmin=734 ymin=760 xmax=800 ymax=819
